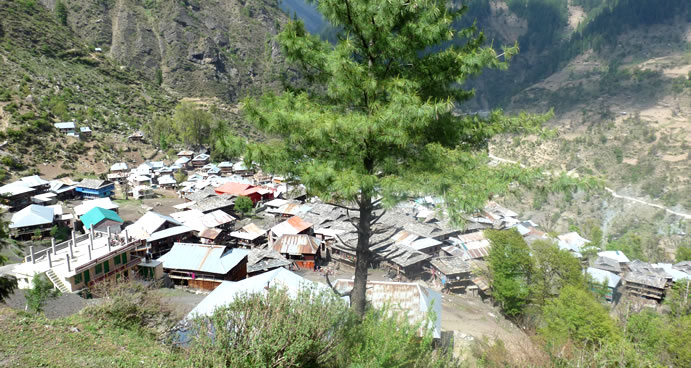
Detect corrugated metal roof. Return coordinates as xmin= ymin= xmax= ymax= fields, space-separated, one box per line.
xmin=230 ymin=223 xmax=266 ymax=241
xmin=80 ymin=207 xmax=123 ymax=230
xmin=110 ymin=162 xmax=128 ymax=171
xmin=78 ymin=179 xmax=111 ymax=190
xmin=125 ymin=211 xmax=182 ymax=240
xmin=557 ymin=232 xmax=590 ymax=252
xmin=333 ymin=280 xmax=442 ymax=339
xmin=147 ymin=226 xmax=193 ymax=242
xmin=273 ymin=234 xmax=320 ymax=255
xmin=587 ymin=267 xmax=621 ymax=288
xmin=74 ymin=198 xmax=119 ymax=216
xmin=9 ymin=205 xmax=54 ymax=228
xmin=597 ymin=250 xmax=630 ymax=263
xmin=198 ymin=227 xmax=222 ymax=240
xmin=185 ymin=268 xmax=325 ymax=320
xmin=19 ymin=175 xmax=49 ymax=188
xmin=158 ymin=243 xmax=248 ymax=274
xmin=0 ymin=183 xmax=35 ymax=196
xmin=271 ymin=216 xmax=313 ymax=237
xmin=54 ymin=122 xmax=75 ymax=129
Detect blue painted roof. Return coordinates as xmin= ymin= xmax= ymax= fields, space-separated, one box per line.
xmin=158 ymin=243 xmax=248 ymax=274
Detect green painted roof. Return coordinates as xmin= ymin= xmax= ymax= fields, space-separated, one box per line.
xmin=80 ymin=207 xmax=123 ymax=230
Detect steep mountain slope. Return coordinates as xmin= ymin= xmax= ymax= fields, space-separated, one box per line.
xmin=0 ymin=0 xmax=176 ymax=178
xmin=45 ymin=0 xmax=288 ymax=101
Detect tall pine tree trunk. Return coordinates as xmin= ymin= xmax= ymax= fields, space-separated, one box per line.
xmin=351 ymin=193 xmax=372 ymax=317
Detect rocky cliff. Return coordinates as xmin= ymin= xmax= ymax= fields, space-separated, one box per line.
xmin=44 ymin=0 xmax=287 ymax=102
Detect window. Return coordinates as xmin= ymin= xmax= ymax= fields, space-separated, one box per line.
xmin=95 ymin=264 xmax=102 ymax=274
xmin=83 ymin=270 xmax=90 ymax=284
xmin=74 ymin=273 xmax=82 ymax=284
xmin=121 ymin=252 xmax=127 ymax=264
xmin=114 ymin=254 xmax=121 ymax=265
xmin=103 ymin=260 xmax=109 ymax=273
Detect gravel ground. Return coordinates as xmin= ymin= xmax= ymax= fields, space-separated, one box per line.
xmin=1 ymin=289 xmax=98 ymax=319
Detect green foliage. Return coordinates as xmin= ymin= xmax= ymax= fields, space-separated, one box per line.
xmin=155 ymin=68 xmax=163 ymax=86
xmin=487 ymin=229 xmax=534 ymax=316
xmin=233 ymin=195 xmax=254 ymax=215
xmin=49 ymin=225 xmax=70 ymax=243
xmin=530 ymin=239 xmax=584 ymax=305
xmin=0 ymin=216 xmax=18 ymax=301
xmin=83 ymin=280 xmax=177 ymax=333
xmin=54 ymin=0 xmax=67 ymax=26
xmin=677 ymin=246 xmax=691 ymax=262
xmin=625 ymin=309 xmax=691 ymax=367
xmin=25 ymin=274 xmax=60 ymax=312
xmin=540 ymin=285 xmax=619 ymax=347
xmin=188 ymin=286 xmax=457 ymax=368
xmin=174 ymin=171 xmax=187 ymax=184
xmin=172 ymin=102 xmax=212 ymax=148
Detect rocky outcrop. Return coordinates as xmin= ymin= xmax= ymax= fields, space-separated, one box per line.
xmin=61 ymin=0 xmax=287 ymax=102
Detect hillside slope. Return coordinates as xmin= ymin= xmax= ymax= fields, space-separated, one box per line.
xmin=45 ymin=0 xmax=288 ymax=102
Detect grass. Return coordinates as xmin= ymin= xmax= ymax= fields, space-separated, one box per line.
xmin=0 ymin=307 xmax=185 ymax=367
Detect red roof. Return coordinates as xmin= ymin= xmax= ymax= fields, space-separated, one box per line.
xmin=215 ymin=182 xmax=254 ymax=196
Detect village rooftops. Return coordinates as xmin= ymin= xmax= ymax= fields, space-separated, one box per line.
xmin=430 ymin=256 xmax=472 ymax=276
xmin=9 ymin=204 xmax=54 ymax=229
xmin=78 ymin=179 xmax=112 ymax=190
xmin=271 ymin=216 xmax=313 ymax=237
xmin=598 ymin=250 xmax=630 ymax=263
xmin=174 ymin=157 xmax=191 ymax=166
xmin=125 ymin=211 xmax=183 ymax=240
xmin=192 ymin=153 xmax=210 ymax=162
xmin=230 ymin=223 xmax=267 ymax=241
xmin=177 ymin=150 xmax=195 ymax=157
xmin=247 ymin=249 xmax=291 ymax=274
xmin=333 ymin=279 xmax=442 ymax=339
xmin=273 ymin=234 xmax=321 ymax=256
xmin=146 ymin=226 xmax=194 ymax=243
xmin=158 ymin=243 xmax=249 ymax=275
xmin=189 ymin=195 xmax=235 ymax=213
xmin=19 ymin=175 xmax=50 ymax=188
xmin=80 ymin=127 xmax=92 ymax=133
xmin=80 ymin=207 xmax=123 ymax=230
xmin=587 ymin=267 xmax=621 ymax=289
xmin=74 ymin=198 xmax=119 ymax=217
xmin=0 ymin=182 xmax=36 ymax=196
xmin=184 ymin=268 xmax=326 ymax=320
xmin=54 ymin=122 xmax=76 ymax=130
xmin=217 ymin=161 xmax=233 ymax=168
xmin=110 ymin=162 xmax=128 ymax=172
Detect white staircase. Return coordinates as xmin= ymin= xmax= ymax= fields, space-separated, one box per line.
xmin=45 ymin=269 xmax=70 ymax=293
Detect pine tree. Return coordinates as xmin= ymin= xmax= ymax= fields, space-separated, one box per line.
xmin=244 ymin=0 xmax=547 ymax=316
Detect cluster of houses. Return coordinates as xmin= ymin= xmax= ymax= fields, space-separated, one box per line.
xmin=2 ymin=157 xmax=689 ymax=338
xmin=54 ymin=122 xmax=92 ymax=139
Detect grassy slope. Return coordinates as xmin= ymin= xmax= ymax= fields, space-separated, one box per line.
xmin=0 ymin=307 xmax=185 ymax=367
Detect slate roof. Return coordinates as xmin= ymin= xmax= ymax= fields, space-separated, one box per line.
xmin=80 ymin=207 xmax=123 ymax=230
xmin=78 ymin=179 xmax=111 ymax=190
xmin=247 ymin=249 xmax=291 ymax=274
xmin=430 ymin=256 xmax=472 ymax=276
xmin=9 ymin=205 xmax=54 ymax=228
xmin=158 ymin=243 xmax=249 ymax=275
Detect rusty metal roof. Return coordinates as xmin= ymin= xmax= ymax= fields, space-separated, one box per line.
xmin=271 ymin=216 xmax=313 ymax=237
xmin=272 ymin=234 xmax=321 ymax=256
xmin=230 ymin=223 xmax=267 ymax=241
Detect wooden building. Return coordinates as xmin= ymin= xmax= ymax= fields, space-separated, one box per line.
xmin=157 ymin=243 xmax=249 ymax=291
xmin=272 ymin=234 xmax=321 ymax=270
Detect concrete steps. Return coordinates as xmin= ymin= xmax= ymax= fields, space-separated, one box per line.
xmin=45 ymin=269 xmax=70 ymax=293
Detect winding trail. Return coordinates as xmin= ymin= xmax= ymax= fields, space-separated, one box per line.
xmin=487 ymin=153 xmax=691 ymax=220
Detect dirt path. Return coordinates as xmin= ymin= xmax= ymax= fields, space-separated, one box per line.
xmin=487 ymin=153 xmax=691 ymax=220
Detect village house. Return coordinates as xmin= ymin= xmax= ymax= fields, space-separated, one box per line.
xmin=18 ymin=175 xmax=51 ymax=193
xmin=0 ymin=182 xmax=37 ymax=211
xmin=266 ymin=202 xmax=311 ymax=218
xmin=174 ymin=156 xmax=191 ymax=169
xmin=157 ymin=175 xmax=177 ymax=189
xmin=449 ymin=231 xmax=491 ymax=260
xmin=272 ymin=234 xmax=322 ymax=270
xmin=392 ymin=230 xmax=443 ymax=255
xmin=430 ymin=256 xmax=473 ymax=293
xmin=124 ymin=211 xmax=184 ymax=246
xmin=587 ymin=267 xmax=622 ymax=302
xmin=31 ymin=192 xmax=58 ymax=206
xmin=189 ymin=195 xmax=236 ymax=214
xmin=9 ymin=204 xmax=56 ymax=238
xmin=191 ymin=153 xmax=210 ymax=168
xmin=332 ymin=279 xmax=442 ymax=339
xmin=269 ymin=216 xmax=314 ymax=245
xmin=10 ymin=231 xmax=141 ymax=293
xmin=144 ymin=226 xmax=195 ymax=258
xmin=79 ymin=126 xmax=92 ymax=139
xmin=232 ymin=161 xmax=253 ymax=176
xmin=557 ymin=232 xmax=590 ymax=258
xmin=158 ymin=243 xmax=249 ymax=291
xmin=108 ymin=162 xmax=129 ymax=182
xmin=49 ymin=180 xmax=76 ymax=200
xmin=622 ymin=261 xmax=670 ymax=302
xmin=247 ymin=248 xmax=291 ymax=277
xmin=177 ymin=150 xmax=195 ymax=160
xmin=218 ymin=161 xmax=233 ymax=174
xmin=75 ymin=179 xmax=115 ymax=199
xmin=229 ymin=223 xmax=267 ymax=247
xmin=80 ymin=207 xmax=123 ymax=234
xmin=54 ymin=122 xmax=77 ymax=136
xmin=132 ymin=185 xmax=155 ymax=200
xmin=171 ymin=209 xmax=235 ymax=243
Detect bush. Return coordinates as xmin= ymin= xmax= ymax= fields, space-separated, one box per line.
xmin=234 ymin=195 xmax=254 ymax=216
